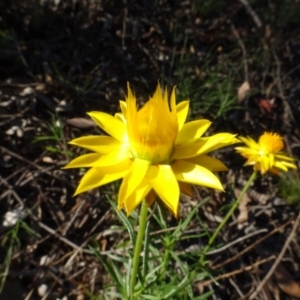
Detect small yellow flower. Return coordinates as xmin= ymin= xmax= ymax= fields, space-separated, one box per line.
xmin=64 ymin=83 xmax=238 ymax=217
xmin=235 ymin=132 xmax=297 ymax=174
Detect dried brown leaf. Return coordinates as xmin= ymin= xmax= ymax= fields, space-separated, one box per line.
xmin=238 ymin=81 xmax=251 ymax=102
xmin=234 ymin=188 xmax=251 ymax=223
xmin=274 ymin=263 xmax=300 ymax=298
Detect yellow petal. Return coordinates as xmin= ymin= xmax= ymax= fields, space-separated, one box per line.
xmin=172 ymin=140 xmax=207 ymax=160
xmin=260 ymin=156 xmax=269 ymax=173
xmin=275 ymin=160 xmax=297 ymax=171
xmin=269 ymin=153 xmax=275 ymax=168
xmin=119 ymin=100 xmax=127 ymax=116
xmin=176 ymin=101 xmax=190 ymax=130
xmin=121 ymin=178 xmax=152 ymax=215
xmin=63 ymin=153 xmax=102 ymax=169
xmin=199 ymin=133 xmax=239 ymax=154
xmin=119 ymin=158 xmax=151 ymax=206
xmin=244 ymin=155 xmax=259 ymax=165
xmin=125 ymin=84 xmax=138 ymax=148
xmin=125 ymin=83 xmax=137 ymax=126
xmin=173 ymin=134 xmax=238 ymax=160
xmin=185 ymin=155 xmax=228 ymax=171
xmin=279 ymin=161 xmax=297 ymax=169
xmin=88 ymin=111 xmax=128 ymax=142
xmin=170 ymin=87 xmax=177 ymax=115
xmin=114 ymin=112 xmax=126 ymax=123
xmin=235 ymin=146 xmax=258 ymax=157
xmin=163 ymin=85 xmax=169 ymax=104
xmin=74 ymin=159 xmax=132 ymax=195
xmin=148 ymin=165 xmax=180 ymax=217
xmin=275 ymin=153 xmax=296 ymax=161
xmin=172 ymin=160 xmax=223 ymax=190
xmin=238 ymin=136 xmax=259 ymax=150
xmin=64 ymin=148 xmax=131 ymax=169
xmin=176 ymin=119 xmax=211 ymax=144
xmin=69 ymin=136 xmax=122 ymax=154
xmin=274 ymin=161 xmax=288 ymax=172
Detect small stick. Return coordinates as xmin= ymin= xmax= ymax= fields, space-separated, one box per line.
xmin=238 ymin=0 xmax=262 ymax=28
xmin=230 ymin=21 xmax=249 ymax=82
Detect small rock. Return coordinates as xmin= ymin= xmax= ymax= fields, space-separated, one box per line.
xmin=56 ymin=99 xmax=73 ymax=112
xmin=35 ymin=84 xmax=46 ymax=91
xmin=40 ymin=255 xmax=52 ymax=266
xmin=20 ymin=87 xmax=35 ymax=96
xmin=3 ymin=210 xmax=26 ymax=227
xmin=42 ymin=156 xmax=55 ymax=164
xmin=38 ymin=284 xmax=48 ymax=297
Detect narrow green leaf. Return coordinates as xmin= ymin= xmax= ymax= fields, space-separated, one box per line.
xmin=107 ymin=196 xmax=135 ymax=245
xmin=193 ymin=290 xmax=214 ymax=300
xmin=89 ymin=246 xmax=123 ymax=292
xmin=161 ymin=276 xmax=191 ymax=299
xmin=173 ymin=198 xmax=208 ymax=239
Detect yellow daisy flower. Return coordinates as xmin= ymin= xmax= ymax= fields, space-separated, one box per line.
xmin=64 ymin=83 xmax=238 ymax=217
xmin=235 ymin=132 xmax=297 ymax=175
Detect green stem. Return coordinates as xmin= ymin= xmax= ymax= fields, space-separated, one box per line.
xmin=199 ymin=171 xmax=257 ymax=264
xmin=129 ymin=199 xmax=148 ymax=299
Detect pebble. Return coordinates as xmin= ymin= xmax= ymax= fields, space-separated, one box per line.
xmin=37 ymin=284 xmax=48 ymax=297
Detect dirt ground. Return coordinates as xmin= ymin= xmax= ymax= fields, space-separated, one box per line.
xmin=1 ymin=1 xmax=300 ymax=299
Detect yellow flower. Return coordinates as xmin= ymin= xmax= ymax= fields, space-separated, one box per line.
xmin=235 ymin=132 xmax=297 ymax=175
xmin=64 ymin=83 xmax=238 ymax=217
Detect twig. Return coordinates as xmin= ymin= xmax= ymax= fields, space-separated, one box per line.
xmin=122 ymin=3 xmax=128 ymax=50
xmin=138 ymin=42 xmax=159 ymax=70
xmin=249 ymin=211 xmax=300 ymax=299
xmin=61 ymin=199 xmax=86 ymax=236
xmin=29 ymin=210 xmax=136 ymax=257
xmin=238 ymin=0 xmax=262 ymax=28
xmin=212 ymin=220 xmax=292 ymax=269
xmin=282 ymin=63 xmax=300 ymax=82
xmin=195 ymin=255 xmax=275 ymax=288
xmin=272 ymin=49 xmax=297 ymax=125
xmin=229 ymin=277 xmax=245 ymax=298
xmin=0 ymin=146 xmax=73 ymax=187
xmin=29 ymin=211 xmax=93 ymax=254
xmin=0 ymin=177 xmax=24 ymax=209
xmin=206 ymin=228 xmax=267 ymax=255
xmin=230 ymin=21 xmax=249 ymax=81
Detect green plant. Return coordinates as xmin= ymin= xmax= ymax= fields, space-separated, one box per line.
xmin=0 ymin=217 xmax=40 ymax=293
xmin=33 ymin=114 xmax=72 ymax=158
xmin=90 ymin=197 xmax=213 ymax=300
xmin=174 ymin=61 xmax=240 ymax=118
xmin=51 ymin=62 xmax=107 ymax=97
xmin=279 ymin=172 xmax=300 ymax=205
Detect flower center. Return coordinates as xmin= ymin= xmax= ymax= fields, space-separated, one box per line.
xmin=126 ymin=84 xmax=178 ymax=165
xmin=130 ymin=99 xmax=177 ymax=164
xmin=258 ymin=132 xmax=284 ymax=154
